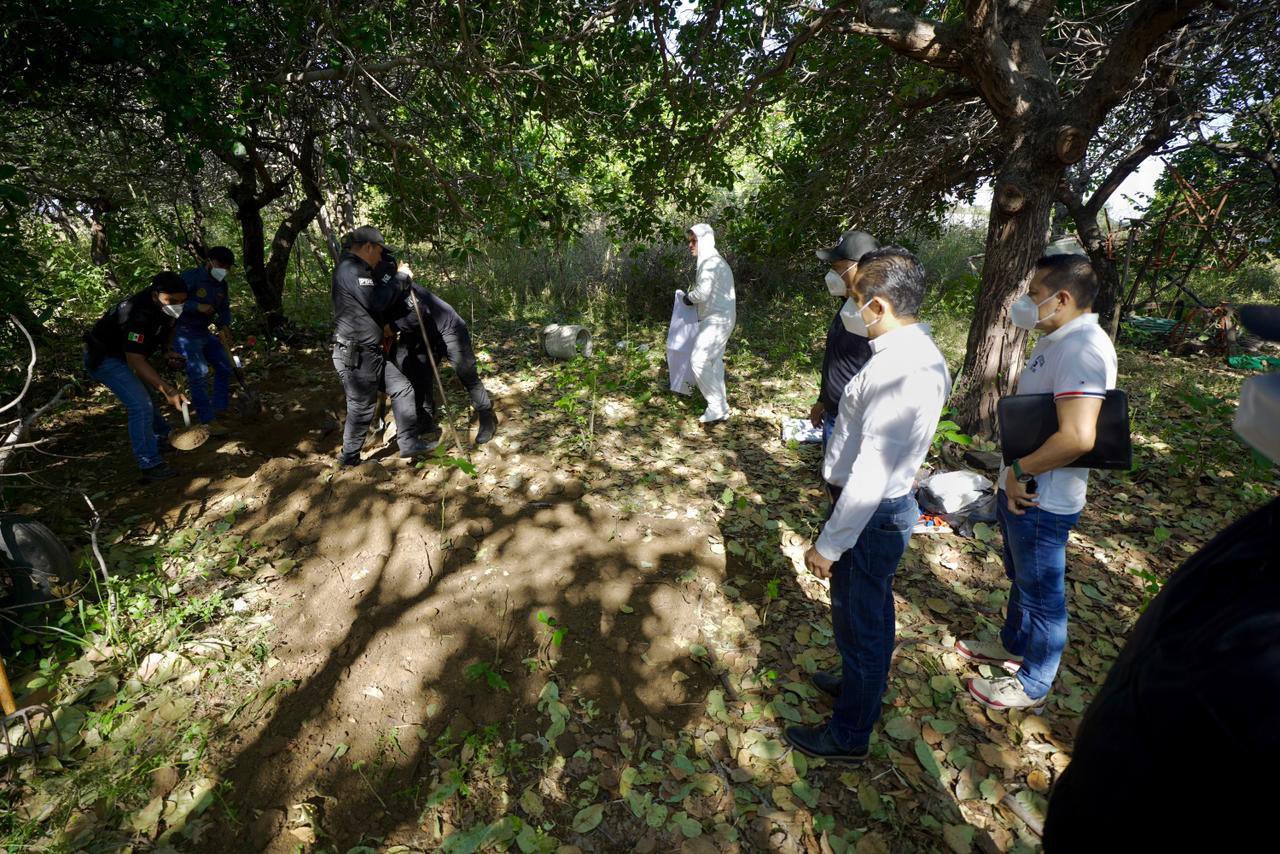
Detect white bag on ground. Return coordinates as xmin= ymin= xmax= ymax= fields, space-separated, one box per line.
xmin=920 ymin=470 xmax=994 ymax=514
xmin=667 ymin=290 xmax=699 ymax=394
xmin=781 ymin=418 xmax=824 ymax=444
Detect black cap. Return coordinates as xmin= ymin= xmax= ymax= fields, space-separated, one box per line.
xmin=1240 ymin=305 xmax=1280 ymax=342
xmin=151 ymin=271 xmax=187 ymax=294
xmin=351 ymin=225 xmax=385 ymax=246
xmin=816 ymin=229 xmax=880 ymax=264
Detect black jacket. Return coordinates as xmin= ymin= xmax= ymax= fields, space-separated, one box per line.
xmin=330 ymin=252 xmax=405 ymax=348
xmin=1044 ymin=497 xmax=1280 ymax=850
xmin=389 ymin=283 xmax=467 ymax=361
xmin=84 ymin=289 xmax=174 ymax=365
xmin=818 ymin=309 xmax=873 ymax=414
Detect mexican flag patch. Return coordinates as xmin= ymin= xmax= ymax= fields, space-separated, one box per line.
xmin=127 ymin=332 xmax=144 ymax=343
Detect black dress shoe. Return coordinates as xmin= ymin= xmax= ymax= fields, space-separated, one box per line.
xmin=812 ymin=671 xmax=842 ymax=699
xmin=784 ymin=725 xmax=869 ymax=765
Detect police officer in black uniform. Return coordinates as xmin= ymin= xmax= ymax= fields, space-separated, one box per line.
xmin=388 ymin=276 xmax=498 ymax=446
xmin=331 ymin=226 xmax=430 ymax=465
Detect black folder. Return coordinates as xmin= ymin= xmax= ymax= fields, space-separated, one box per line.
xmin=997 ymin=390 xmax=1132 ymax=470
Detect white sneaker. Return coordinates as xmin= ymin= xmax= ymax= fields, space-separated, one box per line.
xmin=699 ymin=409 xmax=730 ymax=423
xmin=955 ymin=638 xmax=1023 ymax=672
xmin=968 ymin=676 xmax=1046 ymax=713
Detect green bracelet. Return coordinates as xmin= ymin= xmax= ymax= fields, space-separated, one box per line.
xmin=1012 ymin=458 xmax=1027 ymax=481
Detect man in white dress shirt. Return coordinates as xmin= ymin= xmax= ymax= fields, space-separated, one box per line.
xmin=786 ymin=247 xmax=952 ymax=762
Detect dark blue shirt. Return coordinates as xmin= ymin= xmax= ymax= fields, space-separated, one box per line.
xmin=818 ymin=309 xmax=873 ymax=414
xmin=177 ymin=266 xmax=231 ymax=335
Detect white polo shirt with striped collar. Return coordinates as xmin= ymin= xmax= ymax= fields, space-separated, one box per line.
xmin=1005 ymin=312 xmax=1118 ymax=515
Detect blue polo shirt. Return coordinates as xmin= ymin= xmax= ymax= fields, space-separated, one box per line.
xmin=177 ymin=266 xmax=231 ymax=335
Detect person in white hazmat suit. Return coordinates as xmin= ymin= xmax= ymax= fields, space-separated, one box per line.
xmin=682 ymin=223 xmax=736 ymax=422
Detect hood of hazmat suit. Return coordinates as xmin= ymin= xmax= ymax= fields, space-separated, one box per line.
xmin=685 ymin=223 xmax=736 ymax=323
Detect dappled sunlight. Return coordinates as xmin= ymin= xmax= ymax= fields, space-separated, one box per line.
xmin=8 ymin=314 xmax=1276 ymax=851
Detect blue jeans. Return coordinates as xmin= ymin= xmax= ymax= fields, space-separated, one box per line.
xmin=174 ymin=332 xmax=231 ymax=423
xmin=86 ymin=354 xmax=170 ymax=470
xmin=828 ymin=491 xmax=919 ymax=750
xmin=821 ymin=411 xmax=837 ymax=449
xmin=996 ymin=491 xmax=1080 ymax=699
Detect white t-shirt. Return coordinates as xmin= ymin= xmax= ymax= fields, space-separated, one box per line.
xmin=1002 ymin=313 xmax=1118 ymax=515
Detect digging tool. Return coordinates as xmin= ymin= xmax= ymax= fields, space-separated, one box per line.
xmin=409 ymin=289 xmax=468 ymax=451
xmin=0 ymin=654 xmax=60 ymax=767
xmin=169 ymin=401 xmax=210 ymax=451
xmin=230 ymin=355 xmax=264 ymax=420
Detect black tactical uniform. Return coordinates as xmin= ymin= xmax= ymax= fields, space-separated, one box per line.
xmin=388 ymin=282 xmax=494 ymax=439
xmin=330 ymin=228 xmax=423 ymax=462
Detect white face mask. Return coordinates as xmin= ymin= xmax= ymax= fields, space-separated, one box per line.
xmin=209 ymin=266 xmax=228 ymax=282
xmin=161 ymin=302 xmax=184 ymax=319
xmin=1234 ymin=374 xmax=1280 ymax=463
xmin=840 ymin=298 xmax=877 ymax=336
xmin=1010 ymin=292 xmax=1060 ymax=330
xmin=824 ymin=269 xmax=848 ymax=297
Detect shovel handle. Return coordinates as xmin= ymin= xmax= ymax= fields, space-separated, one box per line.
xmin=181 ymin=401 xmax=191 ymax=428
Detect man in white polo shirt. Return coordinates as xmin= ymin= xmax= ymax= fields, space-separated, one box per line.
xmin=958 ymin=253 xmax=1118 ymax=711
xmin=785 ymin=247 xmax=951 ymax=762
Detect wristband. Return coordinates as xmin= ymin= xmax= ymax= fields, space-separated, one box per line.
xmin=1011 ymin=458 xmax=1032 ymax=483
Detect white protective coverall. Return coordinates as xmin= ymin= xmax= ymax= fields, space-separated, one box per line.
xmin=684 ymin=223 xmax=736 ymax=422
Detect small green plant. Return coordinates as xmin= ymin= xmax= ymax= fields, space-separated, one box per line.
xmin=932 ymin=407 xmax=972 ymax=451
xmin=464 ymin=661 xmax=510 ymax=693
xmin=1128 ymin=567 xmax=1164 ymax=611
xmin=537 ymin=611 xmax=566 ymax=646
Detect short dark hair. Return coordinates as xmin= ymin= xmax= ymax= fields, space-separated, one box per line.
xmin=1034 ymin=254 xmax=1098 ymax=308
xmin=854 ymin=246 xmax=926 ymax=317
xmin=207 ymin=246 xmax=235 ymax=267
xmin=151 ymin=271 xmax=187 ymax=294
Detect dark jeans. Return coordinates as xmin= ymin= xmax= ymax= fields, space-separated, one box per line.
xmin=333 ymin=343 xmax=419 ymax=456
xmin=821 ymin=411 xmax=836 ymax=449
xmin=173 ymin=331 xmax=231 ymax=423
xmin=827 ymin=489 xmax=919 ymax=750
xmin=85 ymin=354 xmax=170 ymax=470
xmin=996 ymin=490 xmax=1080 ymax=699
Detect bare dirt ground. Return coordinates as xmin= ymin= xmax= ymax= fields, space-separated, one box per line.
xmin=10 ymin=326 xmax=1260 ymax=853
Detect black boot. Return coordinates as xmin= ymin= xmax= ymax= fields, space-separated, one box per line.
xmin=475 ymin=408 xmax=498 ymax=444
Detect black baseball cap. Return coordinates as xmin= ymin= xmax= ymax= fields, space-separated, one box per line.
xmin=816 ymin=229 xmax=880 ymax=264
xmin=351 ymin=225 xmax=386 ymax=246
xmin=151 ymin=271 xmax=187 ymax=294
xmin=1240 ymin=305 xmax=1280 ymax=342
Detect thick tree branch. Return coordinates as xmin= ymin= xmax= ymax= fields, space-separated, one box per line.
xmin=841 ymin=2 xmax=966 ymax=70
xmin=1068 ymin=0 xmax=1207 ymax=131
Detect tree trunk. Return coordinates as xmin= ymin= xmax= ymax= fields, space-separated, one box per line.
xmin=952 ymin=151 xmax=1059 ymax=438
xmin=1073 ymin=211 xmax=1120 ymax=330
xmin=88 ymin=203 xmax=120 ymax=289
xmin=228 ymin=171 xmax=287 ymax=335
xmin=264 ymin=193 xmax=321 ymax=310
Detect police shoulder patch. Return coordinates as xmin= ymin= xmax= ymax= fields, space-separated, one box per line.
xmin=127 ymin=332 xmax=144 ymax=343
xmin=197 ymin=287 xmax=207 ymax=298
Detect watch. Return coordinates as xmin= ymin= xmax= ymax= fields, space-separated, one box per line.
xmin=1011 ymin=458 xmax=1033 ymax=483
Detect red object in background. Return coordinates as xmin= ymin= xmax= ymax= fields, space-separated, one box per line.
xmin=246 ymin=335 xmax=257 ymax=347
